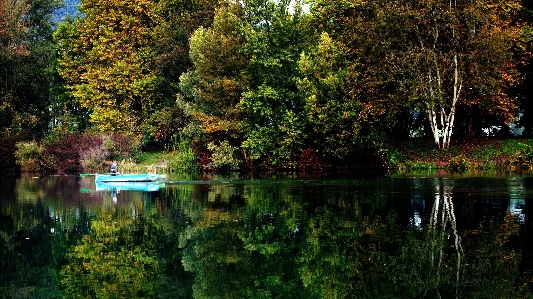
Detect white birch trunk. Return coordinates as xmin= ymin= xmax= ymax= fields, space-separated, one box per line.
xmin=426 ymin=54 xmax=462 ymax=150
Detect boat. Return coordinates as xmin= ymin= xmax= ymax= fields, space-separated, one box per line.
xmin=95 ymin=181 xmax=164 ymax=192
xmin=95 ymin=173 xmax=165 ymax=183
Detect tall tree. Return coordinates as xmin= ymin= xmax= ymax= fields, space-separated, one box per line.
xmin=57 ymin=0 xmax=160 ymax=139
xmin=179 ymin=1 xmax=248 ymax=143
xmin=238 ymin=0 xmax=307 ymax=166
xmin=50 ymin=17 xmax=91 ymax=134
xmin=298 ymin=32 xmax=362 ymax=159
xmin=152 ymin=0 xmax=220 ymax=100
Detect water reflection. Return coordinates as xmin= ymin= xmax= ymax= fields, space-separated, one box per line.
xmin=0 ymin=173 xmax=532 ymax=298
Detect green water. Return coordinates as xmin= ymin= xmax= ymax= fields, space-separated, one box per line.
xmin=1 ymin=172 xmax=532 ymax=298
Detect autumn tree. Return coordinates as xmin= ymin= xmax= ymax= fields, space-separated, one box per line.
xmin=309 ymin=0 xmax=522 ymax=149
xmin=179 ymin=1 xmax=248 ymax=144
xmin=153 ymin=0 xmax=220 ymax=94
xmin=56 ymin=0 xmax=161 ymax=139
xmin=298 ymin=32 xmax=363 ymax=159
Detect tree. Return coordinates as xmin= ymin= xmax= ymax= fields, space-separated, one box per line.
xmin=309 ymin=0 xmax=522 ymax=149
xmin=179 ymin=1 xmax=248 ymax=143
xmin=0 ymin=0 xmax=61 ymax=138
xmin=238 ymin=0 xmax=307 ymax=166
xmin=298 ymin=32 xmax=363 ymax=159
xmin=152 ymin=0 xmax=220 ymax=101
xmin=50 ymin=17 xmax=91 ymax=134
xmin=57 ymin=0 xmax=160 ymax=139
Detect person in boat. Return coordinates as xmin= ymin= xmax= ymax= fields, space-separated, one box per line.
xmin=110 ymin=161 xmax=119 ymax=175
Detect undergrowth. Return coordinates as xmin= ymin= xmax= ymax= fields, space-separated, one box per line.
xmin=393 ymin=137 xmax=533 ymax=172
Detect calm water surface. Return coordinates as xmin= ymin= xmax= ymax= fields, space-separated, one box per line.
xmin=1 ymin=172 xmax=533 ymax=298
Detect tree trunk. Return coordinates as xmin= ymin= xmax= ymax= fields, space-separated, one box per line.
xmin=427 ymin=54 xmax=462 ymax=149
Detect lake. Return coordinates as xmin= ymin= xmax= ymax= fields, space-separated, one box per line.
xmin=1 ymin=171 xmax=532 ymax=298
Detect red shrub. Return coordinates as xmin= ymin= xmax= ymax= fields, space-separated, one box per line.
xmin=298 ymin=148 xmax=324 ymax=171
xmin=41 ymin=134 xmax=82 ymax=175
xmin=108 ymin=133 xmax=137 ymax=160
xmin=190 ymin=141 xmax=212 ymax=169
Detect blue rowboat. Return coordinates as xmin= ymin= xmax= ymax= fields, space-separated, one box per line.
xmin=95 ymin=173 xmax=165 ymax=183
xmin=95 ymin=181 xmax=164 ymax=192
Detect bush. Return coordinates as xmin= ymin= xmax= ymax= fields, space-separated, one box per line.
xmin=14 ymin=141 xmax=42 ymax=172
xmin=406 ymin=161 xmax=437 ymax=171
xmin=298 ymin=148 xmax=323 ymax=171
xmin=40 ymin=134 xmax=82 ymax=174
xmin=388 ymin=149 xmax=405 ymax=169
xmin=79 ymin=135 xmax=108 ymax=173
xmin=168 ymin=141 xmax=200 ymax=172
xmin=448 ymin=154 xmax=470 ymax=172
xmin=207 ymin=141 xmax=240 ymax=172
xmin=78 ymin=133 xmax=140 ymax=173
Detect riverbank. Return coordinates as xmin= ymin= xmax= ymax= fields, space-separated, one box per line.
xmin=392 ymin=137 xmax=533 ymax=172
xmin=6 ymin=135 xmax=533 ymax=175
xmin=132 ymin=137 xmax=533 ymax=174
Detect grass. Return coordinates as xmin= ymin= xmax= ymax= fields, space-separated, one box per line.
xmin=136 ymin=151 xmax=173 ymax=166
xmin=394 ymin=137 xmax=533 ymax=172
xmin=127 ymin=137 xmax=533 ymax=174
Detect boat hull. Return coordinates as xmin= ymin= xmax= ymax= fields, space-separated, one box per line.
xmin=95 ymin=181 xmax=164 ymax=192
xmin=95 ymin=173 xmax=165 ymax=183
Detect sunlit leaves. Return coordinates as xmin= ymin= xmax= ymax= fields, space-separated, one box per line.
xmin=298 ymin=32 xmax=359 ymax=159
xmin=57 ymin=0 xmax=159 ymax=139
xmin=180 ymin=2 xmax=247 ymax=141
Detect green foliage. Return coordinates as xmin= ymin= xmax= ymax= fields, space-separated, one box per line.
xmin=49 ymin=19 xmax=91 ymax=135
xmin=298 ymin=32 xmax=359 ymax=159
xmin=168 ymin=141 xmax=200 ymax=172
xmin=146 ymin=105 xmax=193 ymax=150
xmin=388 ymin=149 xmax=405 ymax=169
xmin=0 ymin=0 xmax=61 ymax=139
xmin=179 ymin=2 xmax=247 ymax=141
xmin=309 ymin=0 xmax=522 ymax=150
xmin=241 ymin=126 xmax=276 ymax=162
xmin=472 ymin=145 xmax=501 ymax=161
xmin=500 ymin=140 xmax=533 ymax=169
xmin=405 ymin=161 xmax=437 ymax=171
xmin=237 ymin=0 xmax=307 ymax=167
xmin=502 ymin=139 xmax=532 ymax=155
xmin=448 ymin=154 xmax=470 ymax=172
xmin=14 ymin=141 xmax=43 ymax=172
xmin=60 ymin=214 xmax=160 ymax=298
xmin=207 ymin=140 xmax=240 ymax=172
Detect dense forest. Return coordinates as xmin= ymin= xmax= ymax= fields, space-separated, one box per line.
xmin=1 ymin=0 xmax=532 ymax=173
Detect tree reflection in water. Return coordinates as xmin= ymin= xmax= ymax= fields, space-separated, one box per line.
xmin=0 ymin=174 xmax=531 ymax=298
xmin=428 ymin=179 xmax=463 ymax=298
